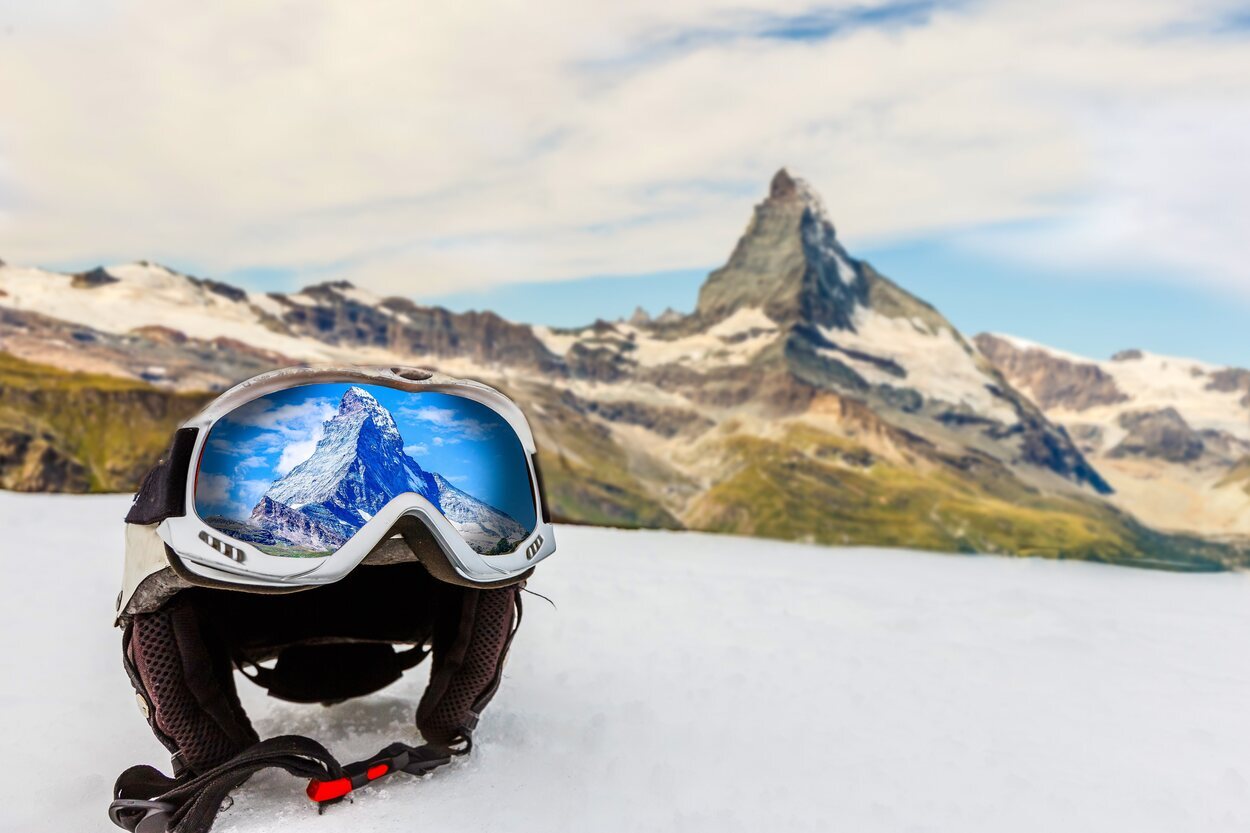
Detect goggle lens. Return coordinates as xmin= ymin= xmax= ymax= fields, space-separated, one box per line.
xmin=194 ymin=383 xmax=536 ymax=557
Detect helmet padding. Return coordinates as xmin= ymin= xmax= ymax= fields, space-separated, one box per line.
xmin=122 ymin=561 xmax=521 ymax=775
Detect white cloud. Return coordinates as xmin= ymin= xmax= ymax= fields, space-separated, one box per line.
xmin=236 ymin=478 xmax=272 ymax=510
xmin=196 ymin=473 xmax=232 ymax=506
xmin=0 ymin=0 xmax=1246 ymax=297
xmin=275 ymin=437 xmax=319 ymax=476
xmin=959 ymin=101 xmax=1250 ymax=295
xmin=402 ymin=405 xmax=493 ymax=440
xmin=224 ymin=395 xmax=336 ymax=474
xmin=232 ymin=398 xmax=336 ymax=432
xmin=404 ymin=443 xmax=429 ymax=457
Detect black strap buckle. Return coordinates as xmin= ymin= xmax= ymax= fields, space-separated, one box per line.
xmin=108 ymin=798 xmax=176 ymax=833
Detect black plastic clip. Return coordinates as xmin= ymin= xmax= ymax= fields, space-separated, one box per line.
xmin=108 ymin=798 xmax=176 ymax=833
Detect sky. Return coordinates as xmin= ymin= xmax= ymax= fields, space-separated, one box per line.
xmin=196 ymin=384 xmax=536 ymax=530
xmin=0 ymin=0 xmax=1247 ymax=365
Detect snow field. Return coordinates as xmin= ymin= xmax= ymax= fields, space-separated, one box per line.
xmin=2 ymin=493 xmax=1249 ymax=832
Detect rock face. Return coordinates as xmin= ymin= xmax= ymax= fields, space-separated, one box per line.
xmin=240 ymin=387 xmax=525 ymax=555
xmin=696 ymin=168 xmax=867 ymax=331
xmin=1207 ymin=368 xmax=1250 ymax=407
xmin=71 ymin=267 xmax=121 ymax=289
xmin=278 ymin=283 xmax=562 ymax=372
xmin=0 ymin=428 xmax=90 ymax=491
xmin=1110 ymin=408 xmax=1206 ymax=463
xmin=975 ymin=334 xmax=1128 ymax=411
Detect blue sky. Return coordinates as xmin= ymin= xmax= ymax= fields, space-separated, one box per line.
xmin=0 ymin=1 xmax=1247 ymax=368
xmin=195 ymin=385 xmax=536 ymax=529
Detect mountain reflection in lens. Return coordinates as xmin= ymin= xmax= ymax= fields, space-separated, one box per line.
xmin=195 ymin=384 xmax=534 ymax=557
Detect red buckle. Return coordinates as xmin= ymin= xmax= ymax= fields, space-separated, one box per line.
xmin=304 ymin=741 xmax=455 ymax=807
xmin=306 ymin=777 xmax=352 ymax=803
xmin=306 ymin=760 xmax=393 ymax=804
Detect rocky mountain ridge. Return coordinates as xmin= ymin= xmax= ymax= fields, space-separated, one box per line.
xmin=976 ymin=333 xmax=1250 ymax=537
xmin=0 ymin=170 xmax=1244 ymax=570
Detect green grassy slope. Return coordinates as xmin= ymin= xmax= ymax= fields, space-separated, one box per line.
xmin=0 ymin=354 xmax=210 ymax=491
xmin=682 ymin=426 xmax=1245 ymax=572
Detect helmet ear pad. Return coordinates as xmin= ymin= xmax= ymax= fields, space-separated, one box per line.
xmin=418 ymin=584 xmax=520 ymax=746
xmin=123 ymin=562 xmax=522 ymax=774
xmin=125 ymin=597 xmax=259 ymax=774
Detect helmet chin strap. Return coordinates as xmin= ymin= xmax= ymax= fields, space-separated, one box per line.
xmin=109 ymin=734 xmax=468 ymax=833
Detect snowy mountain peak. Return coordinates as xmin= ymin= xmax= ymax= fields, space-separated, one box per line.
xmin=695 ymin=170 xmax=865 ymax=330
xmin=267 ymin=387 xmax=409 ymax=509
xmin=241 ymin=388 xmax=526 ymax=555
xmin=338 ymin=384 xmax=385 ymax=418
xmin=768 ymin=167 xmax=833 ymax=228
xmin=769 ymin=167 xmax=800 ymax=199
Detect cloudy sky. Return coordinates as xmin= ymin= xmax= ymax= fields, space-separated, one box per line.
xmin=0 ymin=0 xmax=1247 ymax=363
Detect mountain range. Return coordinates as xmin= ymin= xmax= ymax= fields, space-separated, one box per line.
xmin=0 ymin=169 xmax=1245 ymax=569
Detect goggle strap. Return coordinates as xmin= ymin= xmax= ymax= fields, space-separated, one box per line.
xmin=126 ymin=427 xmax=199 ymax=526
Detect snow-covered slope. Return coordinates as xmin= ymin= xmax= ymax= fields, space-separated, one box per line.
xmin=977 ymin=334 xmax=1250 ymax=536
xmin=980 ymin=333 xmax=1250 ymax=442
xmin=0 ymin=261 xmax=327 ymax=359
xmin=5 ymin=493 xmax=1250 ymax=833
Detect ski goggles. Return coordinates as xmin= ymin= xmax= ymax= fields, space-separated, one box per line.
xmin=126 ymin=366 xmax=556 ymax=592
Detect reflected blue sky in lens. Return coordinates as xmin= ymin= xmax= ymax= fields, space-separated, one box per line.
xmin=196 ymin=384 xmax=535 ymax=528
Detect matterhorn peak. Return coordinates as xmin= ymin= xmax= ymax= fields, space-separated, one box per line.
xmin=243 ymin=385 xmax=527 ymax=556
xmin=338 ymin=385 xmax=380 ymax=413
xmin=767 ymin=168 xmax=833 ymax=227
xmin=770 ymin=167 xmax=800 ymax=199
xmin=695 ymin=169 xmax=862 ymax=329
xmin=332 ymin=385 xmax=403 ymax=447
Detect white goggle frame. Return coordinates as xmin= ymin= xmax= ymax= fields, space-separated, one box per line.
xmin=154 ymin=365 xmax=556 ymax=590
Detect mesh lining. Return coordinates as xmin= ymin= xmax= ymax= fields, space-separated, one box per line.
xmin=131 ymin=607 xmax=255 ymax=772
xmin=125 ymin=569 xmax=521 ymax=766
xmin=418 ymin=587 xmax=517 ymax=744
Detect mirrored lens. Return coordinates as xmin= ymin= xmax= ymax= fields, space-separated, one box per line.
xmin=195 ymin=383 xmax=536 ymax=557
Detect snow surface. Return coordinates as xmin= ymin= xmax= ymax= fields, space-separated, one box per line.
xmin=824 ymin=310 xmax=1017 ymax=423
xmin=624 ymin=308 xmax=777 ymax=369
xmin=533 ymin=309 xmax=777 ymax=371
xmin=0 ymin=262 xmax=334 ymax=362
xmin=985 ymin=332 xmax=1250 ymax=442
xmin=4 ymin=493 xmax=1250 ymax=832
xmin=529 ymin=324 xmax=581 ymax=358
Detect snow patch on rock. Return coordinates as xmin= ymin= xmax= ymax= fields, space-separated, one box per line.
xmin=826 ymin=309 xmax=1015 ymax=422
